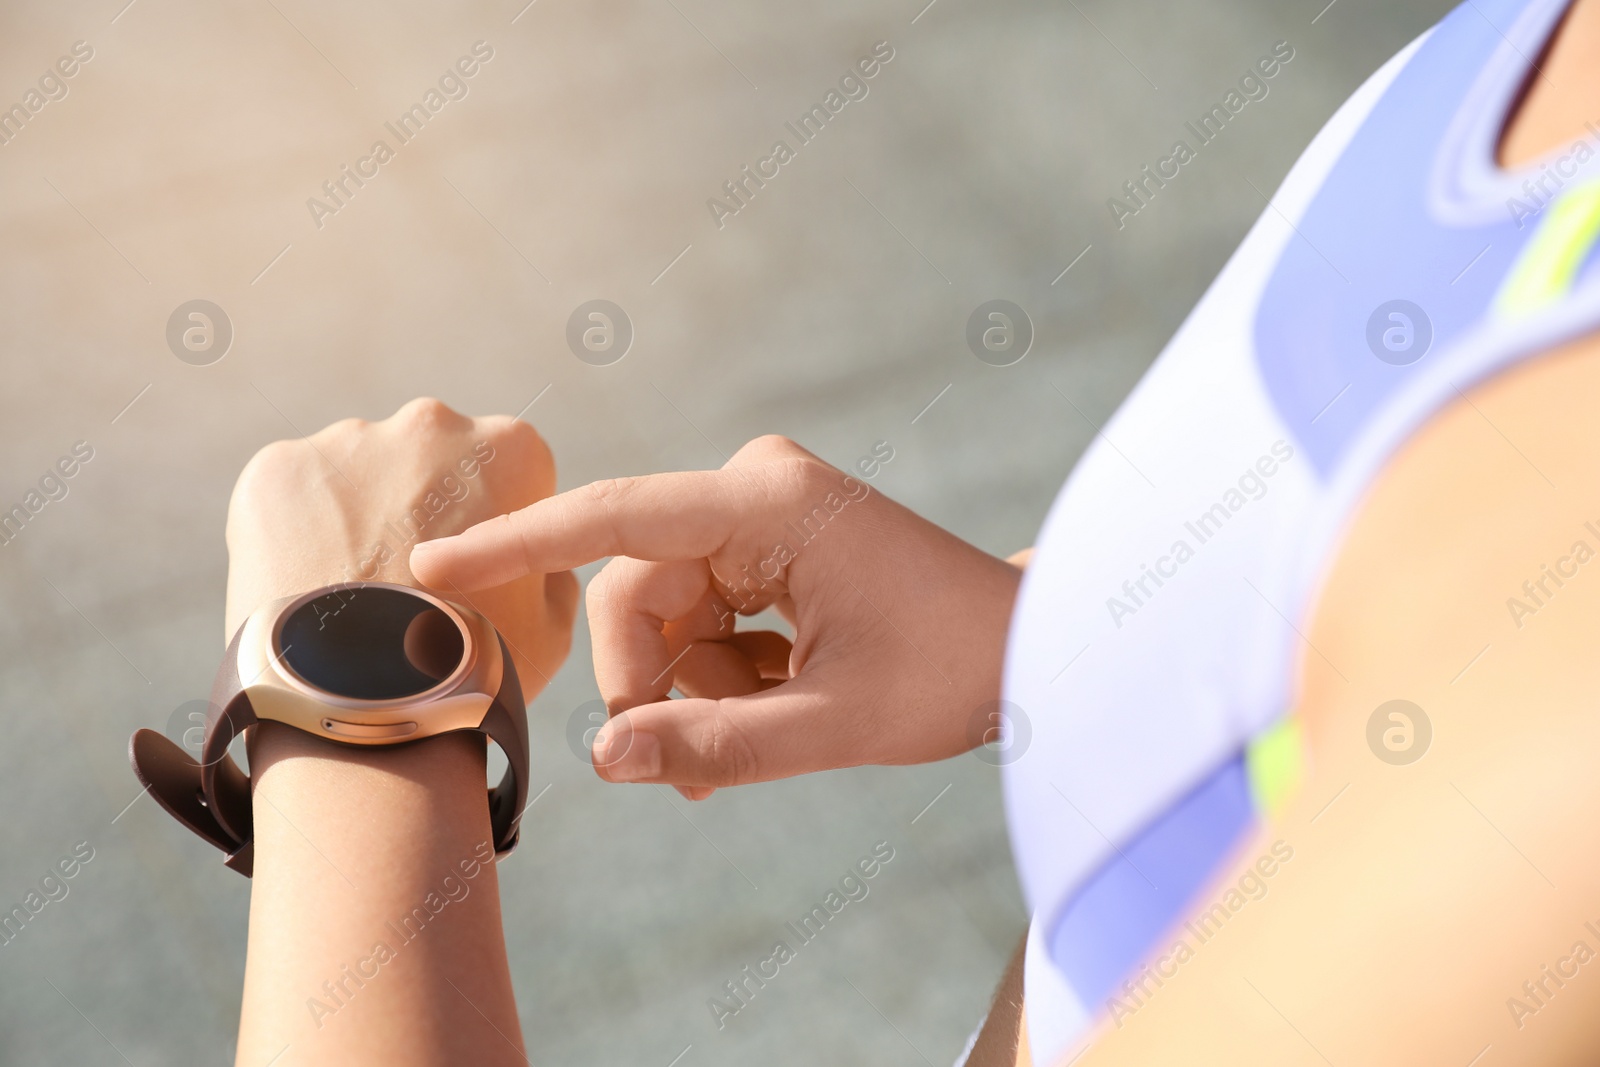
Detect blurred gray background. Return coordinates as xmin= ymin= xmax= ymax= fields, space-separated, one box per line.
xmin=0 ymin=0 xmax=1452 ymax=1063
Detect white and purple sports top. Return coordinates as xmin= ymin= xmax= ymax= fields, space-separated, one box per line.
xmin=1002 ymin=0 xmax=1600 ymax=1061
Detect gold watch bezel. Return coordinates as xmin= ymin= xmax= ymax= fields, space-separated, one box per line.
xmin=234 ymin=581 xmax=502 ymax=745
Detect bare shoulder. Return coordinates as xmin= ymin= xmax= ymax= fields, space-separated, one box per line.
xmin=1068 ymin=336 xmax=1600 ymax=1065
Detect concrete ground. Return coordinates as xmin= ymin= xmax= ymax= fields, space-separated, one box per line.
xmin=0 ymin=0 xmax=1452 ymax=1063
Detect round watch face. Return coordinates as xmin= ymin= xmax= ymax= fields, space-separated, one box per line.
xmin=277 ymin=586 xmax=467 ymax=701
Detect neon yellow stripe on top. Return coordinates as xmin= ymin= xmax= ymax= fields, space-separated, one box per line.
xmin=1246 ymin=715 xmax=1304 ymax=818
xmin=1497 ymin=180 xmax=1600 ymax=319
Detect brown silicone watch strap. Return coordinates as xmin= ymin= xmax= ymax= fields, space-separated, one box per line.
xmin=129 ymin=606 xmax=527 ymax=878
xmin=128 ymin=622 xmax=257 ymax=873
xmin=481 ymin=634 xmax=528 ymax=858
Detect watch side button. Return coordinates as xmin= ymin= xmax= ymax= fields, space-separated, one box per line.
xmin=320 ymin=718 xmax=420 ymax=740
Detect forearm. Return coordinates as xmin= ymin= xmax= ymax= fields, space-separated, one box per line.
xmin=236 ymin=723 xmax=525 ymax=1067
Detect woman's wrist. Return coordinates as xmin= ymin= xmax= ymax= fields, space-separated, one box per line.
xmin=248 ymin=723 xmax=495 ymax=862
xmin=237 ymin=724 xmax=525 ymax=1066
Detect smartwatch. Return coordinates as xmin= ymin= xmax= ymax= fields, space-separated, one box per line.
xmin=128 ymin=581 xmax=527 ymax=877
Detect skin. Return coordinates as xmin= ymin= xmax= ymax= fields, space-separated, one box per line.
xmin=409 ymin=351 xmax=1600 ymax=1066
xmin=230 ymin=412 xmax=1018 ymax=1063
xmin=1497 ymin=0 xmax=1600 ymax=170
xmin=412 ymin=434 xmax=1021 ymax=801
xmin=415 ymin=3 xmax=1600 ymax=1064
xmin=1069 ymin=329 xmax=1600 ymax=1067
xmin=1045 ymin=2 xmax=1600 ymax=1063
xmin=230 ymin=399 xmax=576 ymax=1067
xmin=226 ymin=4 xmax=1600 ymax=1063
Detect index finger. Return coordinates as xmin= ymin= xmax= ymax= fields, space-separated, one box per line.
xmin=411 ymin=467 xmax=770 ymax=590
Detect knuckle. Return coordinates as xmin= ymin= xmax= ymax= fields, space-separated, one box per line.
xmin=318 ymin=416 xmax=368 ymax=438
xmin=702 ymin=707 xmax=760 ymax=787
xmin=498 ymin=510 xmax=539 ymax=564
xmin=234 ymin=437 xmax=304 ymax=490
xmin=585 ymin=562 xmax=621 ymax=616
xmin=580 ymin=477 xmax=641 ymax=550
xmin=583 ymin=475 xmax=639 ymax=508
xmin=481 ymin=413 xmax=540 ymax=441
xmin=733 ymin=434 xmax=803 ymax=463
xmin=393 ymin=396 xmax=462 ymax=429
xmin=478 ymin=413 xmax=531 ymax=445
xmin=306 ymin=417 xmax=367 ymax=458
xmin=773 ymin=456 xmax=835 ymax=501
xmin=490 ymin=418 xmax=555 ymax=477
xmin=585 ymin=558 xmax=649 ymax=623
xmin=476 ymin=413 xmax=518 ymax=434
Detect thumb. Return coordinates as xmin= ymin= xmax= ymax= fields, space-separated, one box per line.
xmin=590 ymin=681 xmax=857 ymax=789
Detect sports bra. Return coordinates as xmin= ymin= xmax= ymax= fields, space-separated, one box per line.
xmin=1000 ymin=0 xmax=1600 ymax=1061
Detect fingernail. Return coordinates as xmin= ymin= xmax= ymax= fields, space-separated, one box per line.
xmin=595 ymin=725 xmax=660 ymax=782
